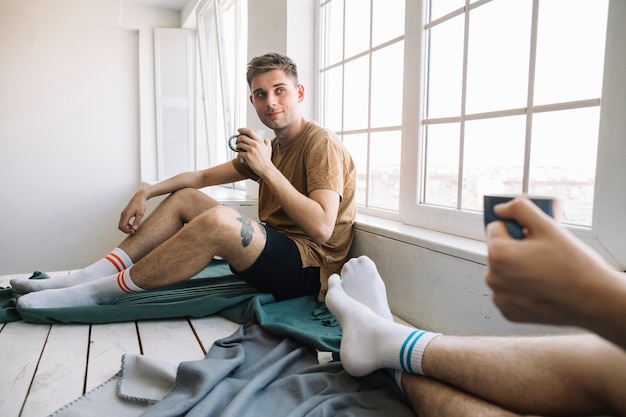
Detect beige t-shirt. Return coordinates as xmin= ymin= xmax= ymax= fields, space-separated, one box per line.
xmin=232 ymin=121 xmax=356 ymax=298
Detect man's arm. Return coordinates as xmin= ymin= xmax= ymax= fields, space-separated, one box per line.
xmin=263 ymin=171 xmax=340 ymax=245
xmin=232 ymin=128 xmax=341 ymax=245
xmin=119 ymin=162 xmax=246 ymax=234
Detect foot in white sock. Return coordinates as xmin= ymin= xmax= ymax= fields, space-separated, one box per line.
xmin=10 ymin=248 xmax=133 ymax=294
xmin=338 ymin=256 xmax=393 ymax=320
xmin=17 ymin=269 xmax=144 ymax=308
xmin=17 ymin=284 xmax=102 ymax=309
xmin=326 ymin=274 xmax=440 ymax=377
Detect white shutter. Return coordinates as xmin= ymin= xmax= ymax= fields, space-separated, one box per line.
xmin=154 ymin=28 xmax=195 ymax=179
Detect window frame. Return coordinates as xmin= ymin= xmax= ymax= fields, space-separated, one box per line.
xmin=318 ymin=0 xmax=406 ymax=215
xmin=318 ymin=0 xmax=625 ymax=269
xmin=402 ymin=0 xmax=625 ymax=269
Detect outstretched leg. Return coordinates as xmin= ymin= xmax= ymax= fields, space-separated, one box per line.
xmin=16 ymin=268 xmax=145 ymax=308
xmin=16 ymin=201 xmax=267 ymax=308
xmin=326 ymin=261 xmax=626 ymax=416
xmin=420 ymin=332 xmax=626 ymax=415
xmin=12 ymin=189 xmax=219 ymax=295
xmin=11 ymin=248 xmax=133 ymax=293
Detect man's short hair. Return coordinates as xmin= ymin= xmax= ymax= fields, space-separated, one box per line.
xmin=246 ymin=52 xmax=298 ymax=88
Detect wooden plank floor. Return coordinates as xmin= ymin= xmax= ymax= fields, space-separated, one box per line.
xmin=0 ymin=271 xmax=240 ymax=417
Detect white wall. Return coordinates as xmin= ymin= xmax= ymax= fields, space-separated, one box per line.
xmin=0 ymin=0 xmax=315 ymax=275
xmin=0 ymin=0 xmax=180 ymax=274
xmin=246 ymin=0 xmax=316 ymax=127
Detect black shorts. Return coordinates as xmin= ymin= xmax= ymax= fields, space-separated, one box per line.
xmin=231 ymin=226 xmax=320 ymax=301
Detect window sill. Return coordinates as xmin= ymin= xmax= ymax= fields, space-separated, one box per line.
xmin=205 ymin=186 xmax=489 ymax=264
xmin=355 ymin=214 xmax=488 ymax=265
xmin=199 ymin=185 xmax=257 ymax=206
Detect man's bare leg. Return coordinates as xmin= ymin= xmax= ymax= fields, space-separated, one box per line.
xmin=11 ymin=189 xmax=219 ymax=293
xmin=16 ymin=190 xmax=267 ymax=308
xmin=325 ymin=269 xmax=626 ymax=416
xmin=421 ymin=333 xmax=626 ymax=416
xmin=117 ymin=188 xmax=223 ymax=263
xmin=126 ymin=203 xmax=266 ymax=290
xmin=402 ymin=374 xmax=528 ymax=417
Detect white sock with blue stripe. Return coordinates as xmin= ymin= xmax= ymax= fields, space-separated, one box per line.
xmin=387 ymin=329 xmax=441 ymax=392
xmin=394 ymin=329 xmax=441 ymax=375
xmin=326 ymin=274 xmax=441 ymax=379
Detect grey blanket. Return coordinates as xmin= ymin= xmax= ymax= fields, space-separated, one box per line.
xmin=52 ymin=324 xmax=415 ymax=417
xmin=143 ymin=323 xmax=415 ymax=416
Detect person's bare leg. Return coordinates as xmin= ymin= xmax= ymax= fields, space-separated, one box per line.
xmin=16 ymin=199 xmax=267 ymax=308
xmin=326 ymin=273 xmax=626 ymax=416
xmin=11 ymin=189 xmax=218 ymax=294
xmin=118 ymin=188 xmax=222 ymax=263
xmin=402 ymin=374 xmax=529 ymax=417
xmin=127 ymin=204 xmax=266 ymax=290
xmin=421 ymin=333 xmax=626 ymax=416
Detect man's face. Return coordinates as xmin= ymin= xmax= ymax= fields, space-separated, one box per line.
xmin=249 ymin=69 xmax=304 ymax=132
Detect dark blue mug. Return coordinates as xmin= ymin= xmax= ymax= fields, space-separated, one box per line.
xmin=483 ymin=194 xmax=557 ymax=239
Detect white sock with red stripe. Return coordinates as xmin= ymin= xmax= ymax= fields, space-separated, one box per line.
xmin=17 ymin=267 xmax=145 ymax=308
xmin=10 ymin=247 xmax=133 ymax=294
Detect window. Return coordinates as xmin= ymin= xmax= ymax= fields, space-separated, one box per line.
xmin=414 ymin=0 xmax=607 ymax=239
xmin=319 ymin=0 xmax=626 ymax=270
xmin=196 ymin=0 xmax=248 ymax=178
xmin=319 ymin=0 xmax=406 ymax=214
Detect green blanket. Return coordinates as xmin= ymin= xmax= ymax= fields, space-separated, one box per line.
xmin=0 ymin=261 xmax=341 ymax=352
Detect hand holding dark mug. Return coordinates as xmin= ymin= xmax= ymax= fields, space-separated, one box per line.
xmin=228 ymin=130 xmax=265 ymax=163
xmin=483 ymin=194 xmax=558 ymax=239
xmin=228 ymin=130 xmax=265 ymax=152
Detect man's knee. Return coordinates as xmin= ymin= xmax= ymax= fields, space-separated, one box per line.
xmin=168 ymin=187 xmax=204 ymax=204
xmin=192 ymin=204 xmax=240 ymax=232
xmin=161 ymin=188 xmax=220 ymax=219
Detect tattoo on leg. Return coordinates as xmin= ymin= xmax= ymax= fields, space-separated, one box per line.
xmin=237 ymin=216 xmax=254 ymax=248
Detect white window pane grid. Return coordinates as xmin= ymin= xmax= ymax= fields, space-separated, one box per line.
xmin=343 ymin=133 xmax=368 ymax=206
xmin=320 ymin=0 xmax=344 ymax=67
xmin=529 ymin=107 xmax=599 ymax=226
xmin=344 ymin=0 xmax=370 ymax=58
xmin=372 ymin=0 xmax=406 ymax=47
xmin=343 ymin=56 xmax=370 ymax=131
xmin=422 ymin=0 xmax=607 ymax=228
xmin=423 ymin=124 xmax=460 ymax=207
xmin=534 ymin=0 xmax=607 ymax=105
xmin=369 ymin=130 xmax=402 ymax=211
xmin=318 ymin=0 xmax=404 ymax=213
xmin=320 ymin=67 xmax=343 ymax=133
xmin=465 ymin=0 xmax=532 ymax=114
xmin=370 ymin=41 xmax=404 ymax=128
xmin=428 ymin=0 xmax=465 ymax=22
xmin=425 ymin=14 xmax=464 ymax=119
xmin=461 ymin=115 xmax=526 ymax=211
